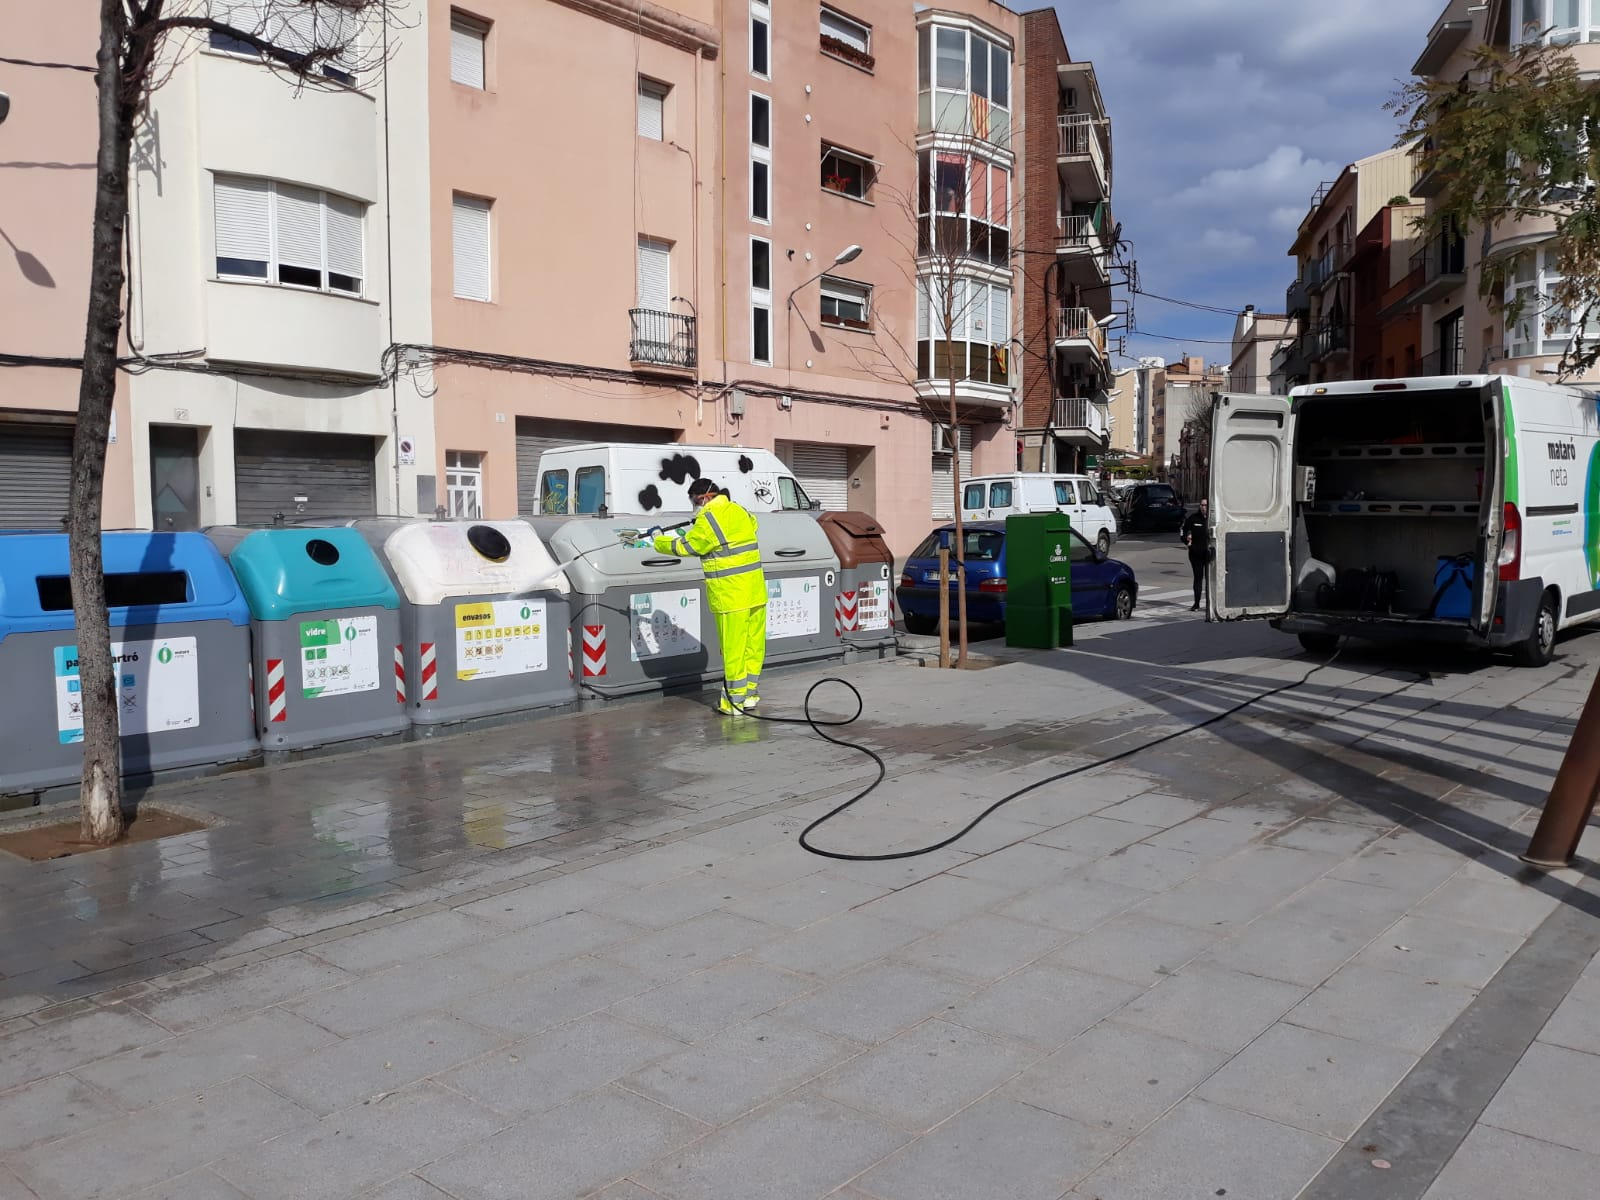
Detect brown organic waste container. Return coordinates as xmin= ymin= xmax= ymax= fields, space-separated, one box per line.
xmin=816 ymin=511 xmax=897 ymax=658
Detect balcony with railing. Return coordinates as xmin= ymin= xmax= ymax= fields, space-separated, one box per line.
xmin=629 ymin=308 xmax=697 ymax=372
xmin=1273 ymin=334 xmax=1310 ymax=383
xmin=1056 ymin=214 xmax=1108 ymax=278
xmin=1285 ymin=275 xmax=1310 ymax=318
xmin=1411 ymin=135 xmax=1444 ymax=198
xmin=1404 ymin=229 xmax=1467 ymax=305
xmin=1057 ymin=114 xmax=1109 ymax=197
xmin=1054 ymin=306 xmax=1107 ymax=360
xmin=1305 ymin=242 xmax=1351 ymax=292
xmin=1051 ymin=394 xmax=1110 ymax=446
xmin=1306 ymin=321 xmax=1350 ymax=362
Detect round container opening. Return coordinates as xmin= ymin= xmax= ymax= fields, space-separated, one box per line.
xmin=467 ymin=524 xmax=512 ymax=562
xmin=305 ymin=538 xmax=341 ymax=566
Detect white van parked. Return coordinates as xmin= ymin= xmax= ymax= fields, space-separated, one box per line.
xmin=535 ymin=443 xmax=816 ymax=517
xmin=1207 ymin=374 xmax=1600 ymax=666
xmin=960 ymin=473 xmax=1120 ymax=552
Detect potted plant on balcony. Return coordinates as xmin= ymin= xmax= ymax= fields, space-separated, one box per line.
xmin=823 ymin=173 xmax=854 ymax=194
xmin=820 ymin=34 xmax=875 ymax=70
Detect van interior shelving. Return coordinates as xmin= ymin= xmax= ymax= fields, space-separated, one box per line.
xmin=1291 ymin=388 xmax=1491 ymax=619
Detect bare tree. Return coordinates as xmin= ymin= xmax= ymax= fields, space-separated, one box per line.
xmin=72 ymin=0 xmax=386 ymax=844
xmin=862 ymin=133 xmax=1023 ymax=668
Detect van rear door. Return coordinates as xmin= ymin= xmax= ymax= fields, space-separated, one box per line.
xmin=1475 ymin=380 xmax=1507 ymax=634
xmin=1208 ymin=393 xmax=1295 ymax=619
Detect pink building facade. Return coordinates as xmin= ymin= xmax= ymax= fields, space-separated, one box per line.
xmin=421 ymin=0 xmax=1039 ymax=552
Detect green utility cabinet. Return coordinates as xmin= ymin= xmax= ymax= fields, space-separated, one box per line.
xmin=1004 ymin=513 xmax=1074 ymax=649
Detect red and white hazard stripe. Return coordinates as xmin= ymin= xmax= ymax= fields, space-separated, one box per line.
xmin=834 ymin=589 xmax=859 ymax=636
xmin=394 ymin=644 xmax=406 ymax=704
xmin=419 ymin=642 xmax=439 ymax=701
xmin=265 ymin=658 xmax=287 ymax=723
xmin=581 ymin=625 xmax=607 ymax=677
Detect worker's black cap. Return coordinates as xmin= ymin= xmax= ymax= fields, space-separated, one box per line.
xmin=688 ymin=478 xmax=717 ymax=498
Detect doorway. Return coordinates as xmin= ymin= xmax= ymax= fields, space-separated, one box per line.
xmin=149 ymin=425 xmax=201 ymax=531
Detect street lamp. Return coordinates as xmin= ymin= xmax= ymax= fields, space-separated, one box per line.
xmin=785 ymin=244 xmax=864 ymax=309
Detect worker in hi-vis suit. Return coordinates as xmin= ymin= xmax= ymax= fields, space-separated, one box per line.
xmin=651 ymin=477 xmax=768 ymax=715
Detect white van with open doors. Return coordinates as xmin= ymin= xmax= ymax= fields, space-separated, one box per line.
xmin=1207 ymin=375 xmax=1600 ymax=666
xmin=960 ymin=473 xmax=1120 ymax=553
xmin=535 ymin=443 xmax=815 ymax=517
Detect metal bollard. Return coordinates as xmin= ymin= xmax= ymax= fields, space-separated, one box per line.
xmin=1522 ymin=667 xmax=1600 ymax=869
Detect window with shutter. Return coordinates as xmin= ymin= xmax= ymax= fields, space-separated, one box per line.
xmin=637 ymin=78 xmax=667 ymax=139
xmin=214 ymin=176 xmax=270 ymax=279
xmin=820 ymin=8 xmax=871 ymax=53
xmin=274 ymin=183 xmax=324 ymax=288
xmin=636 ymin=237 xmax=672 ymax=311
xmin=453 ymin=194 xmax=492 ymax=301
xmin=213 ymin=174 xmax=367 ymax=297
xmin=325 ymin=195 xmax=364 ymax=293
xmin=450 ymin=11 xmax=487 ymax=89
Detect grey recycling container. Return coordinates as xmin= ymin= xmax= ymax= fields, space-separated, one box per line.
xmin=752 ymin=512 xmax=846 ymax=669
xmin=529 ymin=517 xmax=718 ymax=703
xmin=352 ymin=519 xmax=577 ymax=734
xmin=0 ymin=531 xmax=258 ymax=798
xmin=816 ymin=511 xmax=898 ymax=658
xmin=207 ymin=526 xmax=407 ymax=759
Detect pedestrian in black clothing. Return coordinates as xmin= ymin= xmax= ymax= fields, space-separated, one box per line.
xmin=1182 ymin=499 xmax=1210 ymax=612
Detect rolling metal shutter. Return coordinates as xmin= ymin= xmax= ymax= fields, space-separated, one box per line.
xmin=781 ymin=442 xmax=850 ymax=510
xmin=0 ymin=423 xmax=72 ymax=529
xmin=234 ymin=430 xmax=377 ymax=524
xmin=514 ymin=417 xmax=676 ymax=515
xmin=931 ymin=425 xmax=973 ymax=519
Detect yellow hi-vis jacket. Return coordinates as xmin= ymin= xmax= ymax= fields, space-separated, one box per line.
xmin=653 ymin=494 xmax=767 ymax=613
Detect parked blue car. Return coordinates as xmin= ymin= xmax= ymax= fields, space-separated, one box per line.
xmin=896 ymin=521 xmax=1137 ymax=634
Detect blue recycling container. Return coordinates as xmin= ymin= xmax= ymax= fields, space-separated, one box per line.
xmin=0 ymin=531 xmax=258 ymax=797
xmin=208 ymin=527 xmax=407 ymax=758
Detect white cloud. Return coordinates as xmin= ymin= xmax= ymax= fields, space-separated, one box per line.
xmin=1199 ymin=228 xmax=1257 ymax=253
xmin=1175 ymin=146 xmax=1341 ymax=207
xmin=1270 ymin=205 xmax=1306 ymax=232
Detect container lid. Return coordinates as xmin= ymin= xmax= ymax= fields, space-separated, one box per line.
xmin=0 ymin=531 xmax=250 ymax=641
xmin=816 ymin=511 xmax=893 ymax=567
xmin=360 ymin=520 xmax=570 ymax=604
xmin=532 ymin=517 xmax=710 ymax=594
xmin=210 ymin=527 xmax=400 ymax=620
xmin=753 ymin=512 xmax=841 ymax=571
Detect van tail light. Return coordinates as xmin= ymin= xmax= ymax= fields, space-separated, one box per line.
xmin=978 ymin=578 xmax=1008 ymax=593
xmin=1498 ymin=503 xmax=1522 ymax=582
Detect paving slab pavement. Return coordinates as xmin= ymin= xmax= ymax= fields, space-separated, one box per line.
xmin=3 ymin=600 xmax=1600 ymax=1199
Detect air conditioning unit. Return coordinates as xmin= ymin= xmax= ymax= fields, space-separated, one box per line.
xmin=932 ymin=421 xmax=952 ymax=454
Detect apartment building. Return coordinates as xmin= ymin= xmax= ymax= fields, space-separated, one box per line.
xmin=1227 ymin=306 xmax=1295 ymax=395
xmin=1404 ymin=0 xmax=1600 ymax=382
xmin=4 ymin=0 xmax=1091 ymax=552
xmin=1104 ymin=354 xmax=1161 ymax=460
xmin=1 ymin=1 xmax=434 ymax=531
xmin=1013 ymin=11 xmax=1116 ymax=474
xmin=0 ymin=1 xmax=129 ymax=528
xmin=1278 ymin=146 xmax=1414 ymax=387
xmin=421 ymin=0 xmax=1055 ymax=547
xmin=1154 ymin=354 xmax=1224 ymax=472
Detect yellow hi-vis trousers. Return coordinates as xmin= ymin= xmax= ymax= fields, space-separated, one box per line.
xmin=716 ymin=604 xmax=768 ymax=701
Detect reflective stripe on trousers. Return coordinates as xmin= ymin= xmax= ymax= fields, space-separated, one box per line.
xmin=715 ymin=605 xmax=767 ymax=699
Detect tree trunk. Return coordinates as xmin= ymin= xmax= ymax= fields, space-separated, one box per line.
xmin=949 ymin=381 xmax=968 ymax=668
xmin=72 ymin=1 xmax=135 ymax=846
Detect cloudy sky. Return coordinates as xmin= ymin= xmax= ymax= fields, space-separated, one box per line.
xmin=1050 ymin=0 xmax=1445 ymax=369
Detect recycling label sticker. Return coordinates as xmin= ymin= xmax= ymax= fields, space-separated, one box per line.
xmin=298 ymin=614 xmax=380 ymax=698
xmin=53 ymin=637 xmax=199 ymax=745
xmin=766 ymin=575 xmax=820 ymax=639
xmin=858 ymin=579 xmax=890 ymax=631
xmin=630 ymin=588 xmax=702 ymax=661
xmin=454 ymin=599 xmax=548 ymax=681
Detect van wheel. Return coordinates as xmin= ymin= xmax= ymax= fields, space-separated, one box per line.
xmin=1512 ymin=591 xmax=1559 ymax=667
xmin=903 ymin=612 xmax=938 ymax=636
xmin=1096 ymin=529 xmax=1112 ymax=554
xmin=1297 ymin=632 xmax=1340 ymax=656
xmin=1113 ymin=585 xmax=1135 ymax=620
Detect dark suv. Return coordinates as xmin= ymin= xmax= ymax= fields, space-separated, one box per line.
xmin=1118 ymin=482 xmax=1186 ymax=534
